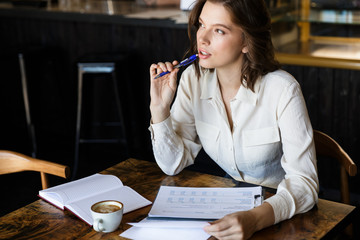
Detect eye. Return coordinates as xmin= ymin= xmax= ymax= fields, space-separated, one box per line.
xmin=199 ymin=22 xmax=205 ymax=28
xmin=216 ymin=29 xmax=225 ymax=35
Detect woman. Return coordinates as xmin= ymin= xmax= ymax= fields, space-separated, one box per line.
xmin=148 ymin=0 xmax=319 ymax=239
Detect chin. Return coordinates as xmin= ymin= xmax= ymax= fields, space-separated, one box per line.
xmin=199 ymin=61 xmax=214 ymax=69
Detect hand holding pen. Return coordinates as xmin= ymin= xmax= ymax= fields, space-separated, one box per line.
xmin=149 ymin=54 xmax=198 ymax=124
xmin=154 ymin=54 xmax=198 ymax=79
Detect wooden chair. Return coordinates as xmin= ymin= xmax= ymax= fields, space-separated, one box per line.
xmin=0 ymin=150 xmax=70 ymax=189
xmin=313 ymin=130 xmax=357 ymax=204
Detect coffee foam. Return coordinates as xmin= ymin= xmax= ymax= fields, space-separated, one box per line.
xmin=92 ymin=201 xmax=123 ymax=214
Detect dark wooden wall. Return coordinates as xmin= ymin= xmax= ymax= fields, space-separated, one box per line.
xmin=0 ymin=13 xmax=359 ymax=199
xmin=0 ymin=15 xmax=189 ymax=168
xmin=282 ymin=65 xmax=360 ymax=196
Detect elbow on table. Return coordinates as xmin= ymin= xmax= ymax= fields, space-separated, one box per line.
xmin=156 ymin=162 xmax=182 ymax=176
xmin=297 ymin=183 xmax=319 ymax=215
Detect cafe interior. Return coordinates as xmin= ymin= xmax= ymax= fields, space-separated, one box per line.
xmin=0 ymin=0 xmax=360 ymax=238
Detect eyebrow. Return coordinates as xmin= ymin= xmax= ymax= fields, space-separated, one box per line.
xmin=199 ymin=17 xmax=232 ymax=31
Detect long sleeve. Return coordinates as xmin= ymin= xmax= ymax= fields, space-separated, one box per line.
xmin=149 ymin=117 xmax=202 ymax=175
xmin=264 ymin=80 xmax=319 ymax=224
xmin=149 ymin=67 xmax=203 ymax=175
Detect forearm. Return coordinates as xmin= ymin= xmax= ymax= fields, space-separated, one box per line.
xmin=249 ymin=202 xmax=275 ymax=232
xmin=149 ymin=117 xmax=201 ymax=175
xmin=265 ymin=180 xmax=318 ymax=224
xmin=150 ymin=104 xmax=170 ymax=124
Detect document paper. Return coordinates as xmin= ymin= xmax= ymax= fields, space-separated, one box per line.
xmin=148 ymin=186 xmax=262 ymax=219
xmin=120 ymin=218 xmax=210 ymax=240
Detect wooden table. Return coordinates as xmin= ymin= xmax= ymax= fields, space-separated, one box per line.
xmin=0 ymin=158 xmax=356 ymax=239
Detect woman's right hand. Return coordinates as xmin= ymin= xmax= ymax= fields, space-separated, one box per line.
xmin=149 ymin=60 xmax=179 ymax=124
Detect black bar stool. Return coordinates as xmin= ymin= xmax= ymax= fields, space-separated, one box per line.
xmin=73 ymin=56 xmax=129 ymax=179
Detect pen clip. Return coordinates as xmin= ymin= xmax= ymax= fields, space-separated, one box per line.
xmin=253 ymin=194 xmax=262 ymax=207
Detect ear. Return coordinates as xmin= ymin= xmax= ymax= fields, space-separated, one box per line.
xmin=242 ymin=46 xmax=249 ymax=54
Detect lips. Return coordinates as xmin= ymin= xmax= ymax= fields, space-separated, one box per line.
xmin=198 ymin=49 xmax=211 ymax=59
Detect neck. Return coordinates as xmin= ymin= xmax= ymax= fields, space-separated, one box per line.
xmin=216 ymin=54 xmax=244 ymax=91
xmin=217 ymin=68 xmax=242 ymax=92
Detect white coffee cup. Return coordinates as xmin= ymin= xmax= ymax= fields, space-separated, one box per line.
xmin=90 ymin=200 xmax=123 ymax=233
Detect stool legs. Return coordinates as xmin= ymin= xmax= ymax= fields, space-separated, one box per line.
xmin=111 ymin=71 xmax=128 ymax=148
xmin=73 ymin=63 xmax=128 ymax=179
xmin=18 ymin=53 xmax=37 ymax=158
xmin=73 ymin=66 xmax=84 ymax=179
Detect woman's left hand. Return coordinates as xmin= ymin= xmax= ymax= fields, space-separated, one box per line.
xmin=204 ymin=202 xmax=275 ymax=240
xmin=204 ymin=211 xmax=257 ymax=240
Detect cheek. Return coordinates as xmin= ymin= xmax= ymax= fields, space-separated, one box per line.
xmin=212 ymin=35 xmax=237 ymax=51
xmin=215 ymin=40 xmax=229 ymax=51
xmin=196 ymin=30 xmax=206 ymax=46
xmin=222 ymin=40 xmax=244 ymax=56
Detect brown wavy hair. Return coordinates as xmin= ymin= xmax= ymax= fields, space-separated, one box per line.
xmin=187 ymin=0 xmax=280 ymax=91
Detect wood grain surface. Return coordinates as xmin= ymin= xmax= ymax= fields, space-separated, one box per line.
xmin=0 ymin=158 xmax=356 ymax=239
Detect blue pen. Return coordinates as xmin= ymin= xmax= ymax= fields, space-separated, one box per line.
xmin=154 ymin=54 xmax=198 ymax=79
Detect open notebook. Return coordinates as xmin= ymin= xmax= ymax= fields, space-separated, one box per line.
xmin=39 ymin=173 xmax=152 ymax=225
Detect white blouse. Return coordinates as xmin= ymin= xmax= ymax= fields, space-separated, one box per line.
xmin=149 ymin=65 xmax=319 ymax=224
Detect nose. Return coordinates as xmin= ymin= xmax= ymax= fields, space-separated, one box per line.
xmin=197 ymin=28 xmax=210 ymax=45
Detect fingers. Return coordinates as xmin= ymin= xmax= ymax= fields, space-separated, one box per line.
xmin=149 ymin=61 xmax=179 ymax=79
xmin=149 ymin=62 xmax=172 ymax=79
xmin=204 ymin=215 xmax=245 ymax=240
xmin=204 ymin=220 xmax=232 ymax=236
